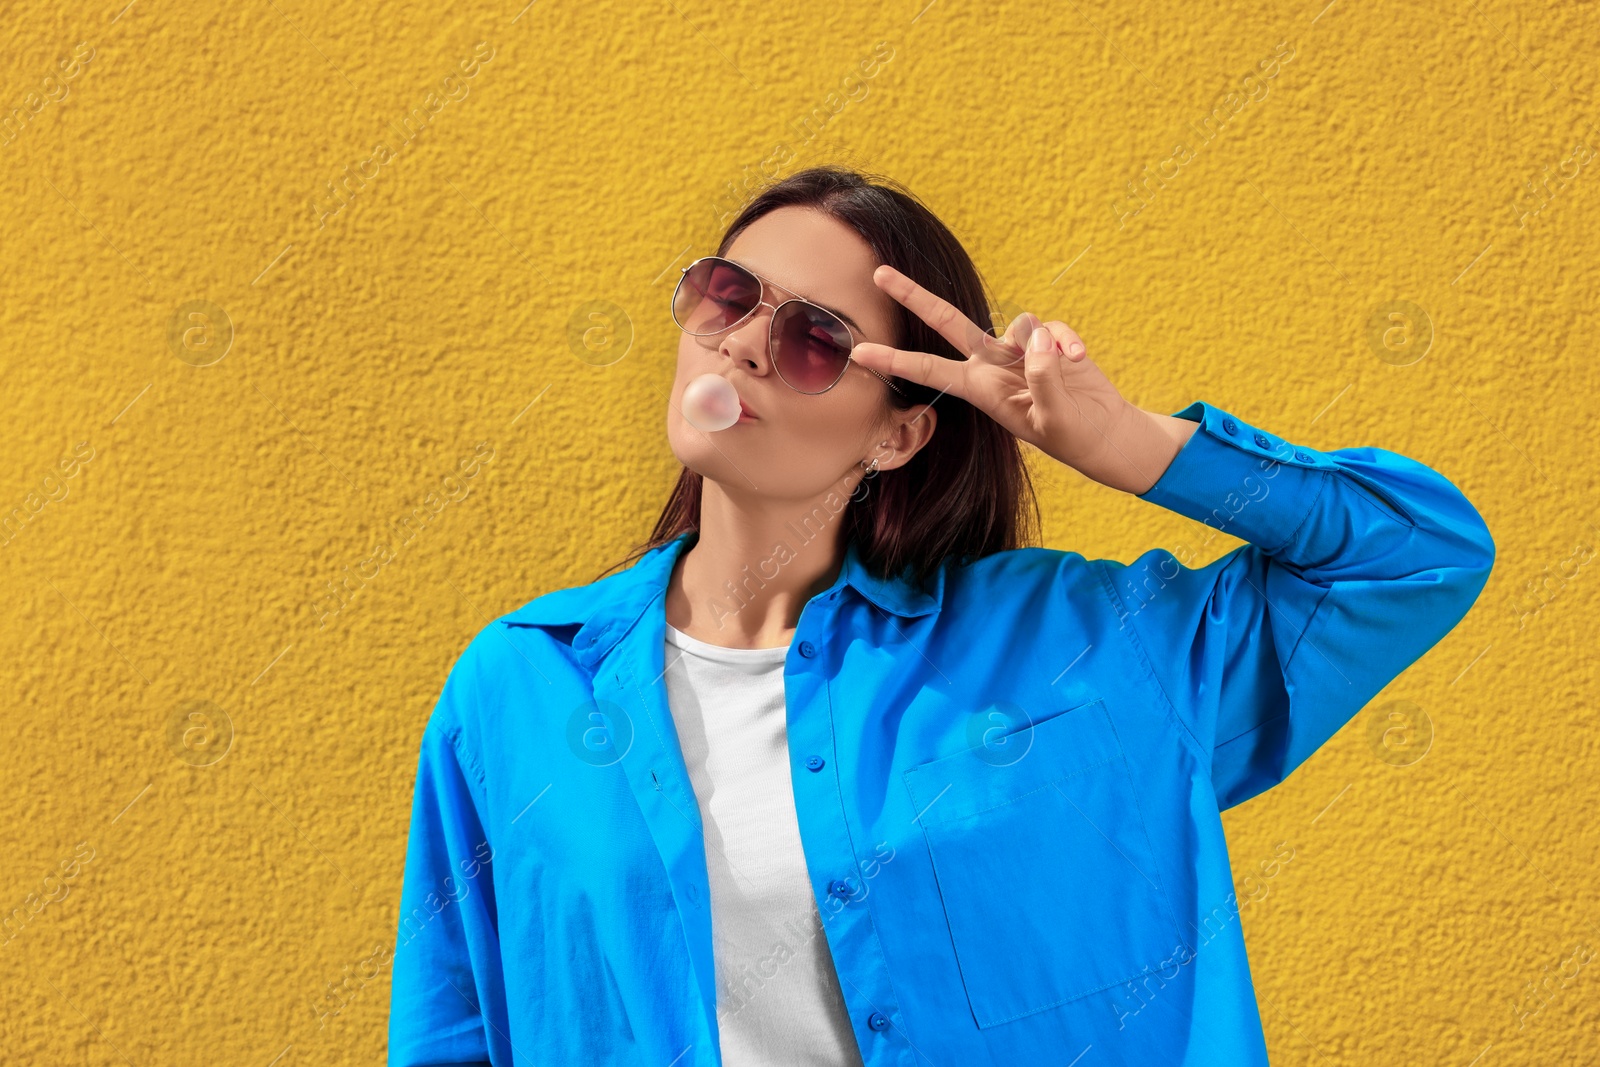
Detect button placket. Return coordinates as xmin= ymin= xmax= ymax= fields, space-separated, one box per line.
xmin=784 ymin=606 xmax=914 ymax=1065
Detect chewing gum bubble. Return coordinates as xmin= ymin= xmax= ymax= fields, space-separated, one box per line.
xmin=683 ymin=373 xmax=741 ymax=431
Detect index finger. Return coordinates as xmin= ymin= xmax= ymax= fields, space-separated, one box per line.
xmin=870 ymin=264 xmax=1023 ymax=364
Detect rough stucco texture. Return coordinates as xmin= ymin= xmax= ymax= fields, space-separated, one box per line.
xmin=2 ymin=0 xmax=1597 ymax=1063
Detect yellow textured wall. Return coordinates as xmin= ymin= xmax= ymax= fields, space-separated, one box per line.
xmin=2 ymin=0 xmax=1596 ymax=1063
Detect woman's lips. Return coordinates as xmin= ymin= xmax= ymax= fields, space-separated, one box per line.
xmin=738 ymin=399 xmax=757 ymax=420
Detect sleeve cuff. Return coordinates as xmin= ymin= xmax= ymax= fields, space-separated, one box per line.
xmin=1135 ymin=400 xmax=1335 ymax=553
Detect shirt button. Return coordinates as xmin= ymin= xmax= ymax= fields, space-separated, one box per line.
xmin=1221 ymin=417 xmax=1238 ymax=435
xmin=1253 ymin=432 xmax=1272 ymax=448
xmin=805 ymin=755 xmax=826 ymax=772
xmin=868 ymin=1012 xmax=891 ymax=1031
xmin=1294 ymin=450 xmax=1313 ymax=463
xmin=828 ymin=879 xmax=854 ymax=899
xmin=798 ymin=640 xmax=816 ymax=658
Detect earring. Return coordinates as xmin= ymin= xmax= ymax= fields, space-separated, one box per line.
xmin=859 ymin=441 xmax=889 ymax=474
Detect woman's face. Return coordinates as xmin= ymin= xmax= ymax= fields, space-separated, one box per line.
xmin=666 ymin=205 xmax=932 ymax=503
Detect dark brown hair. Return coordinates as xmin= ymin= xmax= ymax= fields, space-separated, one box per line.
xmin=600 ymin=164 xmax=1042 ymax=590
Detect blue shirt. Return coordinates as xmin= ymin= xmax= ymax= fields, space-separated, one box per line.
xmin=386 ymin=400 xmax=1494 ymax=1066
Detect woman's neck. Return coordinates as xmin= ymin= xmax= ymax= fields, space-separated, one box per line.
xmin=663 ymin=494 xmax=848 ymax=650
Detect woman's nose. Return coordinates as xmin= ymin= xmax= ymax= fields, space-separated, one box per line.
xmin=719 ymin=309 xmax=772 ymax=374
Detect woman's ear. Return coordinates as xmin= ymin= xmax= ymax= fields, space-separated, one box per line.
xmin=877 ymin=404 xmax=937 ymax=472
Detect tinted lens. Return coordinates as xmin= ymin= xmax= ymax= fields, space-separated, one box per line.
xmin=772 ymin=301 xmax=853 ymax=394
xmin=673 ymin=258 xmax=760 ymax=335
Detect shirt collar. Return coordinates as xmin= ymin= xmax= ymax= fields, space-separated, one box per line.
xmin=501 ymin=530 xmax=945 ymax=656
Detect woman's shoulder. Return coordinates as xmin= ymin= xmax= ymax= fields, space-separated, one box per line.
xmin=935 ymin=544 xmax=1118 ymax=622
xmin=423 ymin=570 xmax=625 ymax=737
xmin=946 ymin=543 xmax=1100 ymax=589
xmin=457 ymin=547 xmax=675 ymax=667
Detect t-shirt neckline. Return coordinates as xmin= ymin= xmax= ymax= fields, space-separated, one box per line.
xmin=664 ymin=622 xmax=791 ymax=666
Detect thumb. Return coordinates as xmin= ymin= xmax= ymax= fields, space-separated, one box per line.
xmin=1023 ymin=326 xmax=1072 ymax=426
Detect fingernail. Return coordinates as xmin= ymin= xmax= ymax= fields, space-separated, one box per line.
xmin=1030 ymin=326 xmax=1051 ymax=352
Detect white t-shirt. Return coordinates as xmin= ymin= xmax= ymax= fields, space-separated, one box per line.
xmin=662 ymin=622 xmax=865 ymax=1067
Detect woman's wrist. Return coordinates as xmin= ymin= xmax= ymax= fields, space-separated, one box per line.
xmin=1078 ymin=404 xmax=1199 ymax=496
xmin=1136 ymin=409 xmax=1202 ymax=493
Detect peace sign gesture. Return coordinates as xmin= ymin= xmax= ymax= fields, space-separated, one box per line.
xmin=847 ymin=264 xmax=1188 ymax=495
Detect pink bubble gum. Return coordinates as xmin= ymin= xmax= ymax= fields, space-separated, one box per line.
xmin=682 ymin=373 xmax=741 ymax=432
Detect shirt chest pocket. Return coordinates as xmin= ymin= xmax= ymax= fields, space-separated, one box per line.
xmin=901 ymin=696 xmax=1187 ymax=1029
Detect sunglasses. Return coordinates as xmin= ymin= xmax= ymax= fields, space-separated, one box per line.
xmin=671 ymin=255 xmax=906 ymax=396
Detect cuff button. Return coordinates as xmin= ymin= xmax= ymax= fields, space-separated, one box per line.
xmin=1253 ymin=432 xmax=1272 ymax=448
xmin=1221 ymin=417 xmax=1238 ymax=435
xmin=1294 ymin=450 xmax=1313 ymax=463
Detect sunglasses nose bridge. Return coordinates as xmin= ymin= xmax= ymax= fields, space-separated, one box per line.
xmin=732 ymin=294 xmax=860 ymax=395
xmin=707 ymin=296 xmax=782 ymax=383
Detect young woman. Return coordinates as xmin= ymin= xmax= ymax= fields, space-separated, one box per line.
xmin=386 ymin=166 xmax=1494 ymax=1067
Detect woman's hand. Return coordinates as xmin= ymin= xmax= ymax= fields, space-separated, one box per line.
xmin=848 ymin=264 xmax=1197 ymax=495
